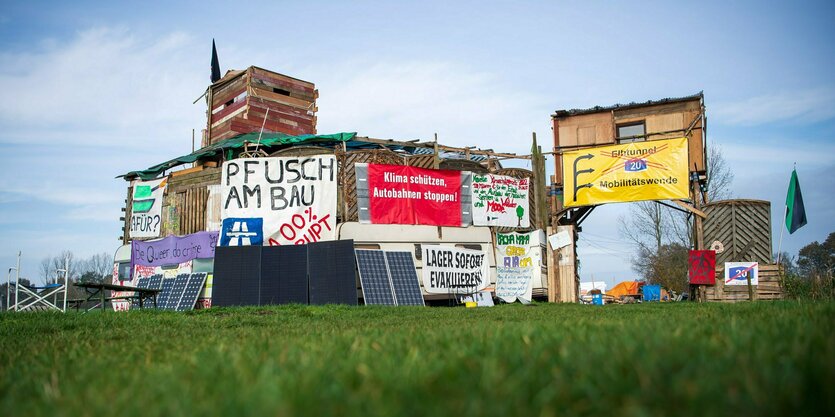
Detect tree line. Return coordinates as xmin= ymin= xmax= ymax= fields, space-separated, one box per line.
xmin=1 ymin=251 xmax=113 ymax=309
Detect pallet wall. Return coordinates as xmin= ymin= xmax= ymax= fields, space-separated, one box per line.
xmin=704 ymin=264 xmax=784 ymax=302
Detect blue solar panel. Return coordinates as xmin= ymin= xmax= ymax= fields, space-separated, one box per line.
xmin=176 ymin=273 xmax=207 ymax=311
xmin=385 ymin=252 xmax=425 ymax=306
xmin=156 ymin=278 xmax=175 ymax=310
xmin=136 ymin=276 xmax=150 ymax=289
xmin=143 ymin=274 xmax=163 ymax=308
xmin=164 ymin=274 xmax=190 ymax=310
xmin=355 ymin=250 xmax=395 ymax=305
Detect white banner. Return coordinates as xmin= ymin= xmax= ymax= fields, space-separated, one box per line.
xmin=220 ymin=156 xmax=337 ymax=246
xmin=471 ymin=174 xmax=529 ymax=227
xmin=130 ymin=177 xmax=167 ymax=238
xmin=495 ymin=231 xmax=539 ymax=303
xmin=421 ymin=245 xmax=489 ymax=294
xmin=724 ymin=262 xmax=759 ymax=286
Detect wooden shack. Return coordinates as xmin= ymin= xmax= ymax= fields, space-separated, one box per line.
xmin=205 ymin=66 xmax=317 ymax=146
xmin=701 ymin=199 xmax=783 ymax=302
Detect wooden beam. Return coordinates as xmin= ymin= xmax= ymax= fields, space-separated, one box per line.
xmin=672 ymin=199 xmax=707 ymax=219
xmin=353 ymin=136 xmax=527 ymax=160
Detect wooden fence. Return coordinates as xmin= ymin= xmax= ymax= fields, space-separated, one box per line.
xmin=704 ymin=264 xmax=784 ymax=302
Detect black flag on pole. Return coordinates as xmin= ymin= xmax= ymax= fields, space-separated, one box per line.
xmin=211 ymin=39 xmax=221 ymax=83
xmin=785 ymin=168 xmax=807 ymax=234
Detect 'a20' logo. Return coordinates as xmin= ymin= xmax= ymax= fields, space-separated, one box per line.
xmin=624 ymin=158 xmax=647 ymax=172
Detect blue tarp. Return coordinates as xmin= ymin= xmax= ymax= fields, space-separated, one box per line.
xmin=642 ymin=285 xmax=661 ymax=302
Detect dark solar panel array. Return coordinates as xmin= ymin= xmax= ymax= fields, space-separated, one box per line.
xmin=385 ymin=251 xmax=425 ymax=306
xmin=156 ymin=278 xmax=176 ymax=309
xmin=355 ymin=250 xmax=396 ymax=305
xmin=308 ymin=240 xmax=358 ymax=305
xmin=261 ymin=245 xmax=308 ymax=305
xmin=164 ymin=273 xmax=190 ymax=310
xmin=213 ymin=245 xmax=261 ymax=307
xmin=176 ymin=273 xmax=208 ymax=311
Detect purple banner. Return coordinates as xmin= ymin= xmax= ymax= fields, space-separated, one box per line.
xmin=131 ymin=231 xmax=219 ymax=269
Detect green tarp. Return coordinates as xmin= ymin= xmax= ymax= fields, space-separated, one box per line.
xmin=120 ymin=132 xmax=356 ymax=180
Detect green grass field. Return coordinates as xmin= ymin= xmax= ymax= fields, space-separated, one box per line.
xmin=1 ymin=301 xmax=833 ymax=416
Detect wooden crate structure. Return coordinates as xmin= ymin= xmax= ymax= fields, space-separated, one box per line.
xmin=703 ymin=199 xmax=772 ymax=265
xmin=206 ymin=66 xmax=317 ymax=145
xmin=704 ymin=264 xmax=784 ymax=302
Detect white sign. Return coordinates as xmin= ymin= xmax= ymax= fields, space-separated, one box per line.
xmin=130 ymin=177 xmax=167 ymax=238
xmin=220 ymin=156 xmax=337 ymax=246
xmin=548 ymin=231 xmax=572 ymax=250
xmin=460 ymin=290 xmax=494 ymax=307
xmin=421 ymin=245 xmax=489 ymax=294
xmin=725 ymin=262 xmax=759 ymax=286
xmin=471 ymin=174 xmax=530 ymax=227
xmin=495 ymin=231 xmax=540 ymax=303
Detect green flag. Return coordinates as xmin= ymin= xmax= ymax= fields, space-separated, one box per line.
xmin=785 ymin=169 xmax=807 ymax=234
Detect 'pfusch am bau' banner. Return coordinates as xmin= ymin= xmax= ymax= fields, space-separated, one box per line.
xmin=421 ymin=245 xmax=489 ymax=294
xmin=220 ymin=156 xmax=337 ymax=246
xmin=561 ymin=137 xmax=689 ymax=207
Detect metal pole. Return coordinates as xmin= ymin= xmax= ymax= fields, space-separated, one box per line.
xmin=776 ymin=205 xmax=788 ymax=265
xmin=63 ymin=257 xmax=69 ymax=312
xmin=14 ymin=251 xmax=20 ymax=312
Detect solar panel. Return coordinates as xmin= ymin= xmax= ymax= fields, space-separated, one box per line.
xmin=156 ymin=278 xmax=176 ymax=310
xmin=261 ymin=245 xmax=308 ymax=305
xmin=213 ymin=245 xmax=261 ymax=307
xmin=355 ymin=250 xmax=395 ymax=305
xmin=385 ymin=251 xmax=425 ymax=306
xmin=164 ymin=273 xmax=190 ymax=310
xmin=141 ymin=274 xmax=163 ymax=308
xmin=176 ymin=273 xmax=208 ymax=311
xmin=136 ymin=276 xmax=150 ymax=289
xmin=308 ymin=240 xmax=358 ymax=305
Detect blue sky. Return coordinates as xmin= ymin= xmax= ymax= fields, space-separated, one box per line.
xmin=1 ymin=0 xmax=833 ymax=286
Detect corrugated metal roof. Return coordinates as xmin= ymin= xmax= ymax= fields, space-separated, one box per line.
xmin=553 ymin=91 xmax=703 ymax=118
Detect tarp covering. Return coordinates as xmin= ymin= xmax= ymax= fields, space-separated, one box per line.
xmin=607 ymin=281 xmax=640 ymax=298
xmin=120 ymin=132 xmax=356 ymax=180
xmin=642 ymin=284 xmax=661 ymax=302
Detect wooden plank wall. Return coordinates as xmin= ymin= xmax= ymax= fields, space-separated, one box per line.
xmin=162 ymin=167 xmax=222 ymax=236
xmin=704 ymin=264 xmax=784 ymax=302
xmin=208 ymin=66 xmax=317 ymax=145
xmin=704 ymin=200 xmax=772 ymax=265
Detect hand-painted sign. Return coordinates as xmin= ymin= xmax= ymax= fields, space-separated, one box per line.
xmin=561 ymin=137 xmax=689 ymax=207
xmin=471 ymin=174 xmax=529 ymax=227
xmin=421 ymin=245 xmax=489 ymax=294
xmin=220 ymin=156 xmax=337 ymax=246
xmin=724 ymin=262 xmax=758 ymax=286
xmin=688 ymin=250 xmax=716 ymax=285
xmin=131 ymin=231 xmax=219 ymax=270
xmin=495 ymin=231 xmax=540 ymax=303
xmin=360 ymin=163 xmax=463 ymax=227
xmin=130 ymin=177 xmax=167 ymax=238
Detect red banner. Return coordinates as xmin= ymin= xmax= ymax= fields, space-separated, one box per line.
xmin=367 ymin=164 xmax=462 ymax=226
xmin=688 ymin=250 xmax=716 ymax=285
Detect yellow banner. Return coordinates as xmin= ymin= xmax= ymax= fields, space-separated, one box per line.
xmin=562 ymin=138 xmax=690 ymax=207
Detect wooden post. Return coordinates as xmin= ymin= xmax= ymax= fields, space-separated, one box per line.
xmin=432 ymin=133 xmax=440 ymax=169
xmin=691 ymin=171 xmax=705 ymax=301
xmin=546 ymin=225 xmax=558 ymax=302
xmin=556 ymin=225 xmax=577 ymax=302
